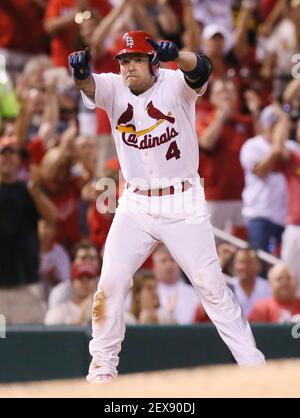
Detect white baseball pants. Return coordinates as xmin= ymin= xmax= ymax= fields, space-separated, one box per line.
xmin=88 ymin=176 xmax=265 ymax=377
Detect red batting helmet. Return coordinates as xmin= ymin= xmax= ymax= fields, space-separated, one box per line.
xmin=114 ymin=31 xmax=159 ymax=75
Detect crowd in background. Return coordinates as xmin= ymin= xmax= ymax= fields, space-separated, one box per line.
xmin=0 ymin=0 xmax=300 ymax=326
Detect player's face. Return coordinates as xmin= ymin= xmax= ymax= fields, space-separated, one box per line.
xmin=119 ymin=54 xmax=155 ymax=94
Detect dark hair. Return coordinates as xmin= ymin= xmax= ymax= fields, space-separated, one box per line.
xmin=72 ymin=240 xmax=100 ymax=260
xmin=235 ymin=247 xmax=259 ymax=260
xmin=131 ymin=270 xmax=156 ymax=319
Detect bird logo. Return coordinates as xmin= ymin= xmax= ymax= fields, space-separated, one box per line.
xmin=116 ymin=102 xmax=175 ymax=137
xmin=117 ymin=103 xmax=134 ymax=125
xmin=146 ymin=101 xmax=175 ymax=124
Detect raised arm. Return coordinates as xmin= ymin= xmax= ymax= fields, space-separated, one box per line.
xmin=90 ymin=0 xmax=128 ymax=59
xmin=146 ymin=38 xmax=212 ymax=91
xmin=68 ymin=48 xmax=95 ymax=99
xmin=283 ymin=78 xmax=300 ymax=104
xmin=128 ymin=0 xmax=160 ymax=40
xmin=156 ymin=0 xmax=180 ymax=36
xmin=233 ymin=1 xmax=256 ymax=61
xmin=28 ymin=165 xmax=57 ymax=223
xmin=181 ymin=0 xmax=202 ymax=53
xmin=252 ymin=112 xmax=290 ymax=177
xmin=198 ymin=108 xmax=228 ymax=150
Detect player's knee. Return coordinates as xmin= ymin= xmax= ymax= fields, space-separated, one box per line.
xmin=97 ymin=267 xmax=133 ymax=299
xmin=92 ymin=290 xmax=106 ymax=323
xmin=193 ymin=268 xmax=226 ymax=300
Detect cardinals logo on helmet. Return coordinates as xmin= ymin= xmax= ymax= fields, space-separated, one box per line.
xmin=125 ymin=36 xmax=134 ymax=48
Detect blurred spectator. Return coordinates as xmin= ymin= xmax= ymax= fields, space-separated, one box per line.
xmin=198 ymin=1 xmax=258 ymax=68
xmin=193 ymin=303 xmax=210 ymax=323
xmin=75 ymin=134 xmax=98 ymax=181
xmin=271 ymin=110 xmax=300 ymax=295
xmin=0 ymin=55 xmax=19 ymax=135
xmin=153 ymin=245 xmax=199 ymax=324
xmin=232 ymin=248 xmax=271 ymax=316
xmin=217 ymin=242 xmax=238 ymax=276
xmin=20 ymin=64 xmax=78 ymax=169
xmin=14 ymin=55 xmax=53 ymax=148
xmin=258 ymin=0 xmax=300 ymax=99
xmin=240 ymin=104 xmax=288 ymax=254
xmin=199 ymin=24 xmax=237 ymax=84
xmin=258 ymin=0 xmax=282 ymax=23
xmin=180 ymin=0 xmax=201 ymax=53
xmin=125 ymin=270 xmax=176 ymax=324
xmin=249 ymin=263 xmax=300 ymax=323
xmin=83 ymin=158 xmax=121 ymax=254
xmin=44 ymin=0 xmax=112 ymax=67
xmin=131 ymin=0 xmax=180 ymax=42
xmin=44 ymin=261 xmax=99 ymax=325
xmin=196 ymin=77 xmax=257 ymax=232
xmin=0 ymin=0 xmax=48 ymax=78
xmin=38 ymin=219 xmax=71 ymax=298
xmin=74 ymin=134 xmax=98 ymax=235
xmin=48 ymin=240 xmax=100 ymax=308
xmin=191 ymin=0 xmax=234 ymax=36
xmin=0 ymin=136 xmax=56 ymax=324
xmin=40 ymin=123 xmax=91 ymax=251
xmin=194 ymin=3 xmax=263 ymax=113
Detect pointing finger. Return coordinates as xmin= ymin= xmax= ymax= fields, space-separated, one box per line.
xmin=146 ymin=37 xmax=160 ymax=51
xmin=84 ymin=47 xmax=91 ymax=63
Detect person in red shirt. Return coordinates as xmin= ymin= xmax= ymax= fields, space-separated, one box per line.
xmin=249 ymin=263 xmax=300 ymax=323
xmin=40 ymin=123 xmax=91 ymax=252
xmin=41 ymin=146 xmax=83 ymax=251
xmin=196 ymin=77 xmax=257 ymax=234
xmin=83 ymin=158 xmax=121 ymax=254
xmin=0 ymin=0 xmax=48 ymax=76
xmin=193 ymin=303 xmax=210 ymax=323
xmin=44 ymin=0 xmax=112 ymax=67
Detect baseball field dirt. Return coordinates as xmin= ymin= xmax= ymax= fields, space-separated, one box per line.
xmin=0 ymin=359 xmax=299 ymax=398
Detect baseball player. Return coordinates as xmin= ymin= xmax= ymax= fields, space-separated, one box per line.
xmin=69 ymin=31 xmax=265 ymax=383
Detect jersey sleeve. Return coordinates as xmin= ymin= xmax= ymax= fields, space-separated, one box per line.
xmin=171 ymin=69 xmax=208 ymax=102
xmin=81 ymin=72 xmax=119 ymax=113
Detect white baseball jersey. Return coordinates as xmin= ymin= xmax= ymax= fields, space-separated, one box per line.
xmin=84 ymin=72 xmax=266 ymax=381
xmin=81 ymin=69 xmax=207 ymax=188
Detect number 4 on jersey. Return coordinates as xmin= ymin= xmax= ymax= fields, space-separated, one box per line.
xmin=166 ymin=141 xmax=181 ymax=161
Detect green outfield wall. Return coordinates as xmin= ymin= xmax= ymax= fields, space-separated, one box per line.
xmin=0 ymin=324 xmax=299 ymax=383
